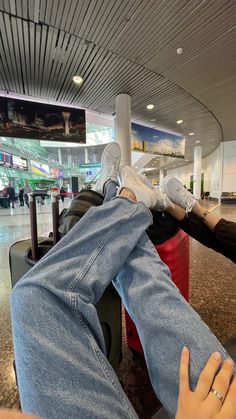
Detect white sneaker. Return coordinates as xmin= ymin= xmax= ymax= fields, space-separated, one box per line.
xmin=139 ymin=174 xmax=154 ymax=190
xmin=93 ymin=142 xmax=121 ymax=195
xmin=118 ymin=166 xmax=157 ymax=208
xmin=153 ymin=189 xmax=174 ymax=212
xmin=139 ymin=174 xmax=173 ymax=211
xmin=161 ymin=176 xmax=197 ymax=212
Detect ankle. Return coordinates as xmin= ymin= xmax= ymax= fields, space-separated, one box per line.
xmin=119 ymin=187 xmax=137 ymax=202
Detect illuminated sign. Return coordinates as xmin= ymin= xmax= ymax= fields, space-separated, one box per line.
xmin=12 ymin=155 xmax=28 ymax=171
xmin=0 ymin=150 xmax=13 ymax=167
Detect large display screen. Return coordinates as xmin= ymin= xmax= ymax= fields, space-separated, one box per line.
xmin=0 ymin=97 xmax=86 ymax=143
xmin=0 ymin=150 xmax=13 ymax=167
xmin=12 ymin=155 xmax=28 ymax=171
xmin=31 ymin=160 xmax=50 ymax=176
xmin=50 ymin=167 xmax=60 ymax=178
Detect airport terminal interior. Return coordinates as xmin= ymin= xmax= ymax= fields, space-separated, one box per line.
xmin=0 ymin=1 xmax=236 ymax=418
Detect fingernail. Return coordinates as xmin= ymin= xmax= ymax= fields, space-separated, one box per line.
xmin=214 ymin=352 xmax=221 ymax=361
xmin=182 ymin=346 xmax=188 ymax=356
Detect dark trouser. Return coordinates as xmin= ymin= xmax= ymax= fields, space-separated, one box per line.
xmin=180 ymin=213 xmax=236 ymax=264
xmin=19 ymin=196 xmax=24 ymax=206
xmin=24 ymin=194 xmax=29 ymax=207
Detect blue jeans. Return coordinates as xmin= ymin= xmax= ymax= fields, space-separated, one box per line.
xmin=11 ymin=197 xmax=233 ymax=419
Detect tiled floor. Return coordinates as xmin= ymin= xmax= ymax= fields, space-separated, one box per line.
xmin=0 ymin=200 xmax=236 ymax=417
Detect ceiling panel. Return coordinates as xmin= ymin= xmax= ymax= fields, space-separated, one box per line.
xmin=0 ymin=0 xmax=235 ymax=168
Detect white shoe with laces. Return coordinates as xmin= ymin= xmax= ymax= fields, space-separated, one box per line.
xmin=118 ymin=166 xmax=157 ymax=208
xmin=139 ymin=174 xmax=173 ymax=211
xmin=93 ymin=142 xmax=121 ymax=195
xmin=161 ymin=176 xmax=197 ymax=212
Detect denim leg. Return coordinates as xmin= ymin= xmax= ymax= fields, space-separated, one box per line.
xmin=103 ymin=179 xmax=118 ymax=202
xmin=113 ymin=232 xmax=235 ymax=418
xmin=11 ymin=197 xmax=152 ymax=419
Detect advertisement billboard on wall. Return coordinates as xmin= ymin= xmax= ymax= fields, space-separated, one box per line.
xmin=0 ymin=150 xmax=13 ymax=167
xmin=12 ymin=155 xmax=28 ymax=171
xmin=0 ymin=97 xmax=86 ymax=143
xmin=31 ymin=160 xmax=50 ymax=176
xmin=131 ymin=123 xmax=185 ymax=158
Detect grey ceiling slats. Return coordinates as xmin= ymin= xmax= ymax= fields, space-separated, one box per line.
xmin=9 ymin=0 xmax=16 ymax=15
xmin=49 ymin=33 xmax=78 ymax=99
xmin=34 ymin=24 xmax=41 ymax=97
xmin=49 ymin=33 xmax=77 ymax=98
xmin=33 ymin=0 xmax=40 ymax=23
xmin=64 ymin=0 xmax=79 ymax=33
xmin=45 ymin=0 xmax=54 ymax=26
xmin=1 ymin=0 xmax=235 ymax=152
xmin=67 ymin=0 xmax=85 ymax=34
xmin=22 ymin=19 xmax=31 ymax=92
xmin=16 ymin=17 xmax=28 ymax=94
xmin=55 ymin=36 xmax=89 ymax=102
xmin=39 ymin=0 xmax=47 ymax=22
xmin=29 ymin=21 xmax=36 ymax=96
xmin=76 ymin=0 xmax=100 ymax=39
xmin=0 ymin=12 xmax=17 ymax=92
xmin=54 ymin=0 xmax=65 ymax=28
xmin=21 ymin=0 xmax=28 ymax=20
xmin=11 ymin=17 xmax=24 ymax=93
xmin=74 ymin=1 xmax=91 ymax=37
xmin=41 ymin=27 xmax=58 ymax=97
xmin=2 ymin=0 xmax=10 ymax=13
xmin=4 ymin=14 xmax=20 ymax=91
xmin=38 ymin=24 xmax=48 ymax=96
xmin=16 ymin=0 xmax=22 ymax=17
xmin=46 ymin=30 xmax=66 ymax=97
xmin=86 ymin=0 xmax=125 ymax=46
xmin=57 ymin=0 xmax=72 ymax=31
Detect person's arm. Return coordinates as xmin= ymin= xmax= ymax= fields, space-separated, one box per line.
xmin=176 ymin=347 xmax=236 ymax=419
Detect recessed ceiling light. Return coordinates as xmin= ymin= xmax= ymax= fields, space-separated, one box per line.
xmin=195 ymin=140 xmax=200 ymax=143
xmin=146 ymin=104 xmax=154 ymax=110
xmin=185 ymin=159 xmax=189 ymax=161
xmin=150 ymin=118 xmax=157 ymax=122
xmin=176 ymin=47 xmax=183 ymax=55
xmin=176 ymin=119 xmax=183 ymax=124
xmin=189 ymin=132 xmax=195 ymax=136
xmin=73 ymin=75 xmax=83 ymax=84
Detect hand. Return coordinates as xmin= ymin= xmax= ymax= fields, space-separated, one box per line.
xmin=175 ymin=347 xmax=236 ymax=419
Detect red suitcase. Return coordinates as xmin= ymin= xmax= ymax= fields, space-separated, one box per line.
xmin=125 ymin=229 xmax=189 ymax=353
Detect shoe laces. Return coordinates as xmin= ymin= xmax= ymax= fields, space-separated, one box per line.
xmin=110 ymin=160 xmax=120 ymax=180
xmin=177 ymin=187 xmax=194 ymax=213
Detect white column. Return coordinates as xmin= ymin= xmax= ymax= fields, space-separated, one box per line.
xmin=58 ymin=148 xmax=63 ymax=187
xmin=115 ymin=94 xmax=131 ymax=165
xmin=159 ymin=169 xmax=164 ymax=186
xmin=68 ymin=154 xmax=72 ymax=166
xmin=85 ymin=147 xmax=89 ymax=163
xmin=193 ymin=145 xmax=202 ymax=199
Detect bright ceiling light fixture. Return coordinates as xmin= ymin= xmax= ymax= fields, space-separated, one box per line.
xmin=189 ymin=132 xmax=195 ymax=136
xmin=176 ymin=47 xmax=183 ymax=55
xmin=146 ymin=104 xmax=154 ymax=110
xmin=73 ymin=75 xmax=83 ymax=84
xmin=176 ymin=119 xmax=183 ymax=124
xmin=195 ymin=140 xmax=201 ymax=143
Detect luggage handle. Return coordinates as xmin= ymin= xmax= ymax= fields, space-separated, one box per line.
xmin=29 ymin=193 xmax=60 ymax=260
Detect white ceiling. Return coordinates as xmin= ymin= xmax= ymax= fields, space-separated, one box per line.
xmin=0 ymin=0 xmax=235 ymax=170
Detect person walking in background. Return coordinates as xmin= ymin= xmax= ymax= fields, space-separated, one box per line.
xmin=18 ymin=186 xmax=24 ymax=206
xmin=60 ymin=186 xmax=65 ymax=203
xmin=23 ymin=183 xmax=32 ymax=208
xmin=6 ymin=183 xmax=16 ymax=209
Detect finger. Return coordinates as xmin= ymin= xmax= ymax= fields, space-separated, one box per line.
xmin=207 ymin=359 xmax=235 ymax=413
xmin=221 ymin=375 xmax=236 ymax=418
xmin=179 ymin=346 xmax=190 ymax=394
xmin=195 ymin=352 xmax=222 ymax=400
